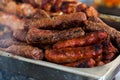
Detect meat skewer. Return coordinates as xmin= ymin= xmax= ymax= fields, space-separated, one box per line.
xmin=26 ymin=27 xmax=85 ymax=44
xmin=63 ymin=58 xmax=96 ymax=68
xmin=26 ymin=12 xmax=87 ymax=29
xmin=53 ymin=31 xmax=107 ymax=49
xmin=0 ymin=45 xmax=44 ymax=60
xmin=45 ymin=44 xmax=103 ymax=63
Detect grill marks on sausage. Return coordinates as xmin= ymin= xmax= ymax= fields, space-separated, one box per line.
xmin=102 ymin=40 xmax=118 ymax=61
xmin=84 ymin=18 xmax=120 ymax=49
xmin=13 ymin=29 xmax=28 ymax=42
xmin=53 ymin=31 xmax=107 ymax=49
xmin=45 ymin=44 xmax=103 ymax=63
xmin=26 ymin=27 xmax=85 ymax=44
xmin=26 ymin=12 xmax=87 ymax=29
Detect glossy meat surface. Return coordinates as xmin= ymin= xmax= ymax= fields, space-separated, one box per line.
xmin=26 ymin=27 xmax=85 ymax=44
xmin=45 ymin=44 xmax=103 ymax=63
xmin=53 ymin=31 xmax=107 ymax=49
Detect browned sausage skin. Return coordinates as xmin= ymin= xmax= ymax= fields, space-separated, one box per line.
xmin=1 ymin=45 xmax=44 ymax=60
xmin=45 ymin=44 xmax=103 ymax=63
xmin=26 ymin=27 xmax=85 ymax=44
xmin=102 ymin=40 xmax=118 ymax=61
xmin=53 ymin=31 xmax=107 ymax=49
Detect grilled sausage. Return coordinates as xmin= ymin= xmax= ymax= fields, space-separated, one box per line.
xmin=53 ymin=31 xmax=107 ymax=49
xmin=96 ymin=61 xmax=105 ymax=66
xmin=2 ymin=45 xmax=44 ymax=60
xmin=102 ymin=40 xmax=118 ymax=60
xmin=94 ymin=55 xmax=102 ymax=62
xmin=85 ymin=6 xmax=99 ymax=17
xmin=3 ymin=1 xmax=36 ymax=17
xmin=45 ymin=44 xmax=103 ymax=63
xmin=13 ymin=29 xmax=28 ymax=42
xmin=27 ymin=12 xmax=87 ymax=29
xmin=26 ymin=27 xmax=85 ymax=44
xmin=84 ymin=20 xmax=120 ymax=49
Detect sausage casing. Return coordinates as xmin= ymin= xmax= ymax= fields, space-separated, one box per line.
xmin=45 ymin=44 xmax=103 ymax=63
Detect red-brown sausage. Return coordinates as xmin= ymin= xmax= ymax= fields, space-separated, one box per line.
xmin=53 ymin=31 xmax=107 ymax=49
xmin=102 ymin=40 xmax=118 ymax=60
xmin=45 ymin=44 xmax=103 ymax=63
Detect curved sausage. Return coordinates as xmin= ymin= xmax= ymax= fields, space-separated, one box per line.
xmin=45 ymin=44 xmax=103 ymax=63
xmin=53 ymin=31 xmax=107 ymax=49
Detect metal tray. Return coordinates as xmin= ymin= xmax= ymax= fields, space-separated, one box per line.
xmin=0 ymin=14 xmax=120 ymax=80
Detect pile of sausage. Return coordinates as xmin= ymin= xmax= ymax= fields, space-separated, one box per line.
xmin=0 ymin=0 xmax=120 ymax=68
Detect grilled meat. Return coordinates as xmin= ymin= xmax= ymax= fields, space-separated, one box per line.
xmin=45 ymin=44 xmax=103 ymax=63
xmin=102 ymin=40 xmax=118 ymax=60
xmin=26 ymin=12 xmax=86 ymax=29
xmin=84 ymin=20 xmax=120 ymax=49
xmin=0 ymin=1 xmax=50 ymax=19
xmin=76 ymin=3 xmax=87 ymax=12
xmin=96 ymin=61 xmax=105 ymax=66
xmin=1 ymin=1 xmax=36 ymax=17
xmin=26 ymin=27 xmax=85 ymax=44
xmin=22 ymin=0 xmax=42 ymax=8
xmin=1 ymin=45 xmax=44 ymax=60
xmin=85 ymin=6 xmax=99 ymax=17
xmin=13 ymin=29 xmax=27 ymax=42
xmin=94 ymin=55 xmax=102 ymax=62
xmin=53 ymin=31 xmax=107 ymax=49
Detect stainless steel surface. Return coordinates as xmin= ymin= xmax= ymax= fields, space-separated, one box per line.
xmin=0 ymin=14 xmax=120 ymax=80
xmin=0 ymin=50 xmax=120 ymax=80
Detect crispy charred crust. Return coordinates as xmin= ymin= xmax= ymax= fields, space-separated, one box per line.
xmin=53 ymin=31 xmax=107 ymax=49
xmin=26 ymin=12 xmax=87 ymax=29
xmin=84 ymin=20 xmax=120 ymax=49
xmin=45 ymin=44 xmax=103 ymax=63
xmin=26 ymin=27 xmax=85 ymax=44
xmin=102 ymin=40 xmax=118 ymax=61
xmin=13 ymin=29 xmax=28 ymax=42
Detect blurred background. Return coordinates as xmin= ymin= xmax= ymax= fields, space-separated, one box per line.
xmin=81 ymin=0 xmax=120 ymax=16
